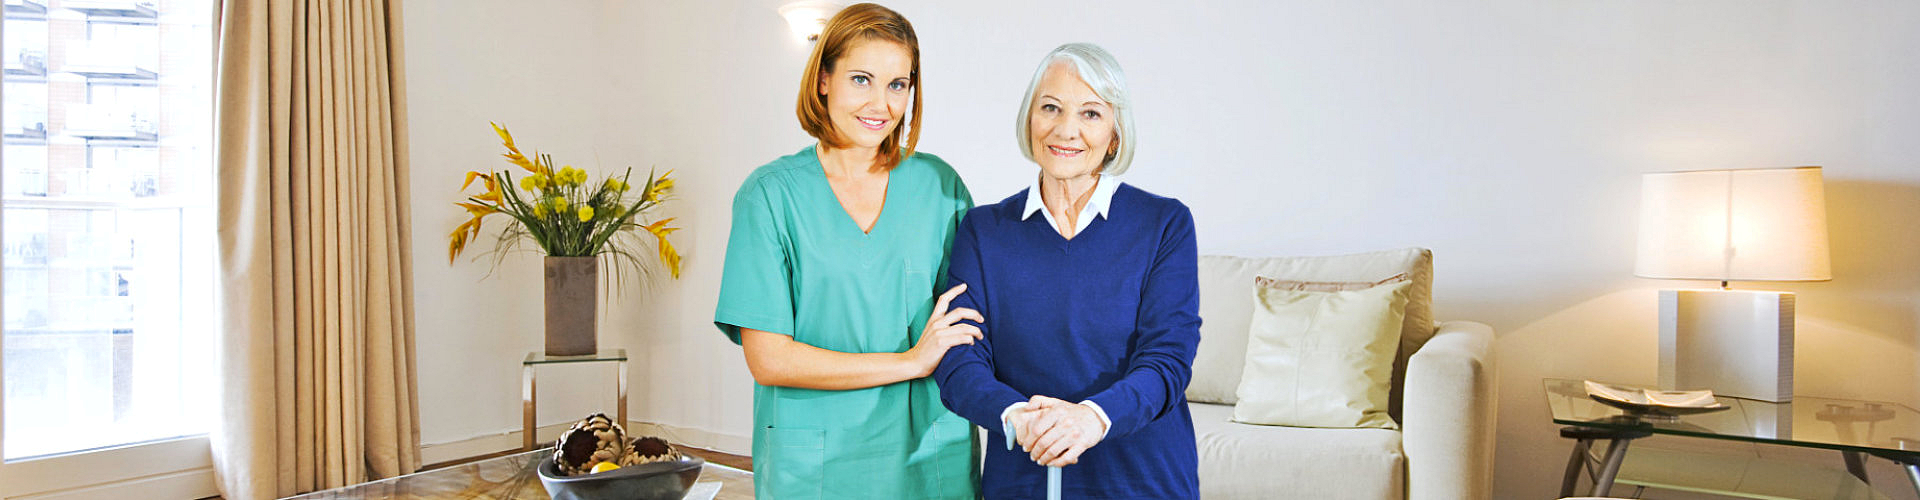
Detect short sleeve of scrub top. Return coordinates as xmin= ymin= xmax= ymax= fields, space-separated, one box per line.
xmin=713 ymin=177 xmax=793 ymax=344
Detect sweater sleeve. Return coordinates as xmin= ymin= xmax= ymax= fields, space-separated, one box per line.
xmin=932 ymin=212 xmax=1028 ymax=428
xmin=1084 ymin=202 xmax=1201 ymax=438
xmin=933 ymin=172 xmax=974 ymax=297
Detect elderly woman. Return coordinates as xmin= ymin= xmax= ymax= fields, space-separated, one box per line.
xmin=714 ymin=3 xmax=980 ymax=498
xmin=933 ymin=43 xmax=1200 ymax=499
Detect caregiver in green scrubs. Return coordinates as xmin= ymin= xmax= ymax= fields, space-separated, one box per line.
xmin=713 ymin=4 xmax=980 ymax=499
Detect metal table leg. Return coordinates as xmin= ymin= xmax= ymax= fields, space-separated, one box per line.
xmin=1875 ymin=452 xmax=1920 ymax=500
xmin=617 ymin=359 xmax=629 ymax=427
xmin=1843 ymin=451 xmax=1871 ymax=484
xmin=1873 ymin=452 xmax=1920 ymax=500
xmin=1559 ymin=425 xmax=1651 ymax=498
xmin=523 ymin=363 xmax=536 ymax=451
xmin=1904 ymin=462 xmax=1920 ymax=500
xmin=1591 ymin=438 xmax=1635 ymax=497
xmin=1560 ymin=438 xmax=1593 ymax=498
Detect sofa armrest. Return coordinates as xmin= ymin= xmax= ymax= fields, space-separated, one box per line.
xmin=1402 ymin=320 xmax=1497 ymax=500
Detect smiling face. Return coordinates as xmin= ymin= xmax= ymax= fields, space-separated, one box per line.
xmin=1027 ymin=61 xmax=1116 ymax=181
xmin=818 ymin=39 xmax=914 ymax=152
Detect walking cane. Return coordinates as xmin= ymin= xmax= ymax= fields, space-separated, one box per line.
xmin=1004 ymin=420 xmax=1063 ymax=500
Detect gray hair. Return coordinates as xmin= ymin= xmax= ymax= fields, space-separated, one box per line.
xmin=1015 ymin=43 xmax=1137 ymax=176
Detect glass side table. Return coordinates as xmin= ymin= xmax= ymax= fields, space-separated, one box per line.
xmin=1545 ymin=378 xmax=1920 ymax=498
xmin=524 ymin=349 xmax=628 ymax=451
xmin=284 ymin=447 xmax=755 ymax=499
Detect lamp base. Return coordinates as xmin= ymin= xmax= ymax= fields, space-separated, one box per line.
xmin=1657 ymin=289 xmax=1793 ymax=402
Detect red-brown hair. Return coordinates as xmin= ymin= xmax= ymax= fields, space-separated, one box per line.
xmin=795 ymin=3 xmax=922 ymax=170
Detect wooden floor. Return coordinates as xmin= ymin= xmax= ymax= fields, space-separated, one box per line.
xmin=420 ymin=444 xmax=751 ymax=473
xmin=680 ymin=446 xmax=753 ymax=471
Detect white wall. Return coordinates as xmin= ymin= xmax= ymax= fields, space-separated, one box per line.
xmin=404 ymin=0 xmax=624 ymax=449
xmin=404 ymin=0 xmax=1920 ymax=497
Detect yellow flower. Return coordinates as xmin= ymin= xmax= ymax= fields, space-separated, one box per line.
xmin=448 ymin=229 xmax=466 ymax=263
xmin=456 ymin=123 xmax=686 ymax=281
xmin=643 ymin=170 xmax=675 ymax=203
xmin=456 ymin=202 xmax=496 ymax=218
xmin=520 ymin=174 xmax=549 ymax=192
xmin=491 ymin=122 xmax=540 ymax=173
xmin=557 ymin=166 xmax=586 ymax=186
xmin=462 ymin=172 xmax=503 ymax=203
xmin=641 ymin=218 xmax=682 ymax=278
xmin=448 ymin=219 xmax=479 ymax=263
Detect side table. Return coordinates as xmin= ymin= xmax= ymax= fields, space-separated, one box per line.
xmin=1545 ymin=378 xmax=1920 ymax=499
xmin=523 ymin=349 xmax=629 ymax=450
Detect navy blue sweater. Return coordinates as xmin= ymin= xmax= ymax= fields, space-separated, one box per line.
xmin=933 ymin=183 xmax=1201 ymax=499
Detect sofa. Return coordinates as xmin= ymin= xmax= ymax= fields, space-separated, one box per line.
xmin=1187 ymin=249 xmax=1498 ymax=499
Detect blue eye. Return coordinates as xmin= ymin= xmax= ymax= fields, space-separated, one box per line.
xmin=851 ymin=75 xmax=869 ymax=86
xmin=888 ymin=80 xmax=907 ymax=92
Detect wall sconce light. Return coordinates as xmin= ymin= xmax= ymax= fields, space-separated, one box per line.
xmin=779 ymin=1 xmax=842 ymax=42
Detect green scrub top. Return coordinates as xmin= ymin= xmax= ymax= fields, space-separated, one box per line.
xmin=714 ymin=145 xmax=977 ymax=499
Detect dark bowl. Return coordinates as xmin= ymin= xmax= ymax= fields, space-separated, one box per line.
xmin=536 ymin=454 xmax=705 ymax=500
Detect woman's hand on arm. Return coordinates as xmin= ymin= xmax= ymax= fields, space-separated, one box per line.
xmin=907 ymin=284 xmax=985 ymax=377
xmin=741 ymin=285 xmax=981 ymax=390
xmin=931 ymin=215 xmax=1038 ymax=428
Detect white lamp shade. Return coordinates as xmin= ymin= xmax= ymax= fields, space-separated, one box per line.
xmin=1636 ymin=166 xmax=1831 ymax=282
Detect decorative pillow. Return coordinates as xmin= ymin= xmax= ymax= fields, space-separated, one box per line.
xmin=1231 ymin=279 xmax=1412 ymax=429
xmin=1187 ymin=249 xmax=1434 ymax=409
xmin=1250 ymin=273 xmax=1408 ymax=292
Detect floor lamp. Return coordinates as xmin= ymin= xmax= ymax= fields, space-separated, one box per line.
xmin=1635 ymin=166 xmax=1830 ymax=402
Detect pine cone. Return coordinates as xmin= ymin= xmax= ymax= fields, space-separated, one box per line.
xmin=619 ymin=435 xmax=682 ymax=466
xmin=553 ymin=413 xmax=627 ymax=475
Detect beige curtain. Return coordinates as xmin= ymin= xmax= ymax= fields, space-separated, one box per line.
xmin=212 ymin=0 xmax=419 ymax=498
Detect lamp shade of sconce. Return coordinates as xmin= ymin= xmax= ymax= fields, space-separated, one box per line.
xmin=1635 ymin=166 xmax=1831 ymax=282
xmin=778 ymin=1 xmax=844 ymax=41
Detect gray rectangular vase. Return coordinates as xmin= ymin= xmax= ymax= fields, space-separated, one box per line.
xmin=544 ymin=256 xmax=598 ymax=356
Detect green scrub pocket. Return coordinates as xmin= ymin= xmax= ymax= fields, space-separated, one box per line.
xmin=766 ymin=426 xmax=826 ymax=499
xmin=927 ymin=416 xmax=979 ymax=497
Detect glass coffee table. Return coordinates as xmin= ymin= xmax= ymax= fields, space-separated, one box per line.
xmin=284 ymin=448 xmax=753 ymax=499
xmin=1546 ymin=378 xmax=1920 ymax=499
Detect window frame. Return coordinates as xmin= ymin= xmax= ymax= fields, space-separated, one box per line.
xmin=0 ymin=2 xmax=217 ymax=497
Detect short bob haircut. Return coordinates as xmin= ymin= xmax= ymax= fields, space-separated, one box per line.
xmin=1015 ymin=43 xmax=1136 ymax=176
xmin=795 ymin=3 xmax=922 ymax=171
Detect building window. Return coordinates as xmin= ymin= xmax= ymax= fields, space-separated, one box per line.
xmin=3 ymin=0 xmax=212 ymax=460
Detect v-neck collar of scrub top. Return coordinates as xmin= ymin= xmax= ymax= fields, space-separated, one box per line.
xmin=809 ymin=144 xmax=894 ymax=238
xmin=1022 ymin=173 xmax=1118 ymax=237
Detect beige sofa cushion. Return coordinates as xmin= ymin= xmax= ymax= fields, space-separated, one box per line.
xmin=1192 ymin=402 xmax=1405 ymax=499
xmin=1232 ymin=279 xmax=1410 ymax=429
xmin=1188 ymin=249 xmax=1435 ymax=406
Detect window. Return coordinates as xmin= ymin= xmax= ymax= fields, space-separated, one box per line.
xmin=2 ymin=0 xmax=213 ymax=465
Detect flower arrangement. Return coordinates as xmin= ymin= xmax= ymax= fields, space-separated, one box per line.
xmin=448 ymin=122 xmax=681 ymax=278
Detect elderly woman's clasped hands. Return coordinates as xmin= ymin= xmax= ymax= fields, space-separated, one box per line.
xmin=1007 ymin=395 xmax=1109 ymax=467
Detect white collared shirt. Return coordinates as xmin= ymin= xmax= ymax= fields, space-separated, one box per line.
xmin=1022 ymin=173 xmax=1119 ymax=238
